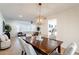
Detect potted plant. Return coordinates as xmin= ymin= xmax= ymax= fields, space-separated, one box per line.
xmin=4 ymin=24 xmax=12 ymax=39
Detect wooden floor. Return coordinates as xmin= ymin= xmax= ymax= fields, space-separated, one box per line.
xmin=0 ymin=37 xmax=22 ymax=55
xmin=0 ymin=37 xmax=79 ymax=55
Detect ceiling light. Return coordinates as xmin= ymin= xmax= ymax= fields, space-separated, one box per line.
xmin=36 ymin=3 xmax=46 ymax=25
xmin=18 ymin=15 xmax=23 ymax=18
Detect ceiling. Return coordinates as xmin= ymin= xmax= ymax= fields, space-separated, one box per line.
xmin=0 ymin=3 xmax=79 ymax=22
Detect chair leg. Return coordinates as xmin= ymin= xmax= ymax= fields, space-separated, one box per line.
xmin=21 ymin=51 xmax=27 ymax=55
xmin=21 ymin=51 xmax=24 ymax=55
xmin=24 ymin=52 xmax=27 ymax=55
xmin=58 ymin=45 xmax=61 ymax=53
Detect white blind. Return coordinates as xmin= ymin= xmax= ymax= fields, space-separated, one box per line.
xmin=17 ymin=22 xmax=36 ymax=32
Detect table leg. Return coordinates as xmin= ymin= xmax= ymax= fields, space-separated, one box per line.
xmin=0 ymin=39 xmax=1 ymax=49
xmin=58 ymin=45 xmax=61 ymax=53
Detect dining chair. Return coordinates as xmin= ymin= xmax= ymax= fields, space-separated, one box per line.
xmin=51 ymin=42 xmax=77 ymax=55
xmin=18 ymin=37 xmax=37 ymax=55
xmin=63 ymin=42 xmax=77 ymax=55
xmin=18 ymin=37 xmax=26 ymax=55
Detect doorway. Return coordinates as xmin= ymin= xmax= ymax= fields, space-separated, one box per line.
xmin=48 ymin=19 xmax=57 ymax=39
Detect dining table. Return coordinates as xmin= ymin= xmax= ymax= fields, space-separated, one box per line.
xmin=24 ymin=36 xmax=63 ymax=55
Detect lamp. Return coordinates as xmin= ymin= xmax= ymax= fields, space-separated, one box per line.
xmin=36 ymin=3 xmax=45 ymax=25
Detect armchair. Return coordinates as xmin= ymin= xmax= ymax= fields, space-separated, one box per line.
xmin=0 ymin=34 xmax=11 ymax=49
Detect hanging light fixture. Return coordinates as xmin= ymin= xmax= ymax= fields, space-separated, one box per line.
xmin=36 ymin=3 xmax=45 ymax=25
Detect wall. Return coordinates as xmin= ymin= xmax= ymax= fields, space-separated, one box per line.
xmin=48 ymin=7 xmax=79 ymax=52
xmin=0 ymin=13 xmax=4 ymax=35
xmin=40 ymin=19 xmax=48 ymax=37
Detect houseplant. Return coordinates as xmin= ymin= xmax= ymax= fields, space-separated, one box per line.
xmin=4 ymin=24 xmax=12 ymax=39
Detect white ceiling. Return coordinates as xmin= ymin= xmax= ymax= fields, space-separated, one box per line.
xmin=0 ymin=3 xmax=79 ymax=22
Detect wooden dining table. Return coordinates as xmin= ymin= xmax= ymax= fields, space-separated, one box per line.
xmin=24 ymin=36 xmax=63 ymax=55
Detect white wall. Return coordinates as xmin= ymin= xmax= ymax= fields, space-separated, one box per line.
xmin=40 ymin=19 xmax=48 ymax=37
xmin=0 ymin=13 xmax=4 ymax=35
xmin=48 ymin=7 xmax=79 ymax=52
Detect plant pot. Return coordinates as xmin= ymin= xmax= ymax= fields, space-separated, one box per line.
xmin=5 ymin=32 xmax=10 ymax=39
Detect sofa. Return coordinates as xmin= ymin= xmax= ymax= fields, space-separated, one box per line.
xmin=0 ymin=34 xmax=11 ymax=49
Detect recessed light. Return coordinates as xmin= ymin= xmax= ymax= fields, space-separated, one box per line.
xmin=18 ymin=15 xmax=23 ymax=18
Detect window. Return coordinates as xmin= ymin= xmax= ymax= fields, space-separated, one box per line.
xmin=16 ymin=21 xmax=36 ymax=32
